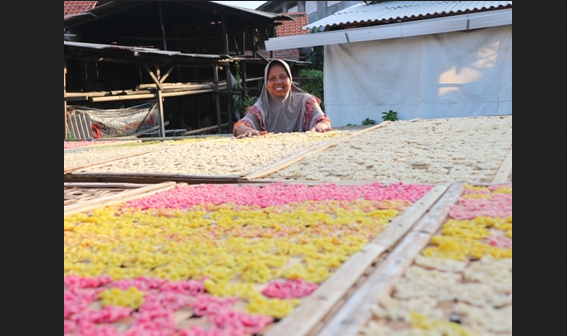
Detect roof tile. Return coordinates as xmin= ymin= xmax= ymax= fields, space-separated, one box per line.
xmin=275 ymin=12 xmax=309 ymax=37
xmin=64 ymin=1 xmax=98 ymax=18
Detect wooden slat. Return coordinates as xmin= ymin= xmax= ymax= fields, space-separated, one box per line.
xmin=241 ymin=122 xmax=391 ymax=181
xmin=64 ymin=182 xmax=152 ymax=189
xmin=314 ymin=182 xmax=465 ymax=336
xmin=491 ymin=148 xmax=512 ymax=183
xmin=64 ymin=172 xmax=241 ymax=184
xmin=64 ymin=181 xmax=178 ymax=216
xmin=264 ymin=181 xmax=451 ymax=336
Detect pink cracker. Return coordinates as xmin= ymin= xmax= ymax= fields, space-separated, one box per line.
xmin=125 ymin=182 xmax=432 ymax=210
xmin=179 ymin=326 xmax=247 ymax=336
xmin=485 ymin=235 xmax=512 ymax=249
xmin=209 ymin=310 xmax=273 ymax=334
xmin=64 ymin=275 xmax=113 ymax=289
xmin=192 ymin=294 xmax=240 ymax=317
xmin=262 ymin=279 xmax=318 ymax=299
xmin=75 ymin=306 xmax=132 ymax=324
xmin=144 ymin=291 xmax=193 ymax=311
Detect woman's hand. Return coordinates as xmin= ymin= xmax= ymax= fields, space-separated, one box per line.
xmin=236 ymin=126 xmax=266 ymax=138
xmin=310 ymin=122 xmax=331 ymax=133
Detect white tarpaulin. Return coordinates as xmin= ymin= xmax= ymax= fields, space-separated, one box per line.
xmin=324 ymin=25 xmax=512 ymax=126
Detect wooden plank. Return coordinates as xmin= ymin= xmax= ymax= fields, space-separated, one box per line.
xmin=241 ymin=122 xmax=392 ymax=181
xmin=183 ymin=123 xmax=229 ymax=135
xmin=491 ymin=148 xmax=512 ymax=183
xmin=64 ymin=172 xmax=241 ymax=184
xmin=64 ymin=182 xmax=151 ymax=189
xmin=314 ymin=182 xmax=465 ymax=336
xmin=264 ymin=181 xmax=451 ymax=336
xmin=64 ymin=181 xmax=178 ymax=216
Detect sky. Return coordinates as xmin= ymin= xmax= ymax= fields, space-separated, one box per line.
xmin=212 ymin=1 xmax=267 ymax=10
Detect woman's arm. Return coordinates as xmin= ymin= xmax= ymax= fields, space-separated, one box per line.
xmin=304 ymin=96 xmax=332 ymax=132
xmin=233 ymin=107 xmax=267 ymax=138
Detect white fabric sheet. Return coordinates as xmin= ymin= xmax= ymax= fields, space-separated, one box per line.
xmin=324 ymin=25 xmax=512 ymax=126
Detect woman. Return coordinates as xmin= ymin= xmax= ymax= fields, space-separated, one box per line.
xmin=233 ymin=59 xmax=331 ymax=138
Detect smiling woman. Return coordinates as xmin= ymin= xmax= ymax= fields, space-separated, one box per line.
xmin=233 ymin=60 xmax=332 ymax=138
xmin=211 ymin=1 xmax=267 ymax=10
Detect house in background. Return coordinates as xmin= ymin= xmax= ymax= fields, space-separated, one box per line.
xmin=265 ymin=1 xmax=512 ymax=127
xmin=256 ymin=1 xmax=364 ymax=61
xmin=64 ymin=1 xmax=97 ymax=18
xmin=257 ymin=1 xmax=364 ymax=29
xmin=256 ymin=12 xmax=310 ymax=61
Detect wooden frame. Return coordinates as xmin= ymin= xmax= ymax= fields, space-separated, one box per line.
xmin=240 ymin=122 xmax=391 ymax=181
xmin=64 ymin=181 xmax=179 ymax=216
xmin=491 ymin=148 xmax=512 ymax=183
xmin=264 ymin=182 xmax=451 ymax=336
xmin=313 ymin=183 xmax=465 ymax=336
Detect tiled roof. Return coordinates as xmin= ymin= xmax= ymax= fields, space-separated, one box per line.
xmin=64 ymin=1 xmax=98 ymax=18
xmin=276 ymin=12 xmax=309 ymax=37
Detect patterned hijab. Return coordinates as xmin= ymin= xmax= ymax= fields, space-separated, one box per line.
xmin=254 ymin=59 xmax=312 ymax=133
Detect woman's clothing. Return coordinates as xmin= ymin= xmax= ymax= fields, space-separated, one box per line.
xmin=233 ymin=59 xmax=331 ymax=135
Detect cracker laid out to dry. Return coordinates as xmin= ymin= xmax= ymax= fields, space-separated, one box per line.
xmin=64 ymin=138 xmax=228 ymax=170
xmin=265 ymin=116 xmax=512 ymax=184
xmin=80 ymin=131 xmax=353 ymax=176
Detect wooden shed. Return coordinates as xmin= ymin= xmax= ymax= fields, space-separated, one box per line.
xmin=64 ymin=1 xmax=302 ymax=139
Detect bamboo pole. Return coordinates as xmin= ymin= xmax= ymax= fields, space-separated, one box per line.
xmin=491 ymin=148 xmax=512 ymax=183
xmin=64 ymin=60 xmax=68 ymax=140
xmin=63 ymin=172 xmax=241 ymax=184
xmin=214 ymin=65 xmax=222 ymax=134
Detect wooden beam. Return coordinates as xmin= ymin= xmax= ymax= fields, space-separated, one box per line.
xmin=492 ymin=148 xmax=512 ymax=183
xmin=314 ymin=183 xmax=465 ymax=336
xmin=64 ymin=60 xmax=68 ymax=140
xmin=264 ymin=182 xmax=451 ymax=336
xmin=214 ymin=65 xmax=222 ymax=134
xmin=183 ymin=123 xmax=229 ymax=135
xmin=63 ymin=172 xmax=242 ymax=184
xmin=143 ymin=64 xmax=164 ymax=91
xmin=160 ymin=66 xmax=176 ymax=84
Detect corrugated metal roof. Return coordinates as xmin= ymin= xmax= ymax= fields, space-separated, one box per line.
xmin=304 ymin=1 xmax=512 ymax=29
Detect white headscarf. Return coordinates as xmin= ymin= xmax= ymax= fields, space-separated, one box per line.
xmin=254 ymin=60 xmax=313 ymax=133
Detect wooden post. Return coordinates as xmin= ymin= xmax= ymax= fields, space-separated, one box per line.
xmin=158 ymin=2 xmax=167 ymax=50
xmin=64 ymin=60 xmax=68 ymax=140
xmin=213 ymin=65 xmax=222 ymax=134
xmin=156 ymin=64 xmax=166 ymax=138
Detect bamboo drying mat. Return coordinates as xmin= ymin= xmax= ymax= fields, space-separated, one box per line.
xmin=64 ymin=125 xmax=389 ymax=183
xmin=263 ymin=182 xmax=451 ymax=336
xmin=64 ymin=180 xmax=447 ymax=335
xmin=314 ymin=182 xmax=512 ymax=336
xmin=64 ymin=137 xmax=229 ymax=174
xmin=64 ymin=181 xmax=179 ymax=216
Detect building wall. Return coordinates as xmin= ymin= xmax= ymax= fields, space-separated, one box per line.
xmin=259 ymin=1 xmax=364 ymax=30
xmin=323 ymin=25 xmax=512 ymax=126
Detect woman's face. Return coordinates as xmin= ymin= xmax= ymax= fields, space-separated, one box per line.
xmin=266 ymin=63 xmax=291 ymax=98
